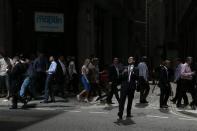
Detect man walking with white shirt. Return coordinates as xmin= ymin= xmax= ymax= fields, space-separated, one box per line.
xmin=41 ymin=56 xmax=57 ymax=103
xmin=177 ymin=57 xmax=196 ymax=109
xmin=138 ymin=56 xmax=150 ymax=104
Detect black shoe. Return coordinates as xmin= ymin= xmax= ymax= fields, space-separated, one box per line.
xmin=21 ymin=104 xmax=28 ymax=109
xmin=190 ymin=103 xmax=196 ymax=110
xmin=164 ymin=104 xmax=169 ymax=107
xmin=118 ymin=112 xmax=122 ymax=120
xmin=50 ymin=99 xmax=56 ymax=103
xmin=19 ymin=96 xmax=26 ymax=103
xmin=20 ymin=97 xmax=28 ymax=105
xmin=184 ymin=103 xmax=189 ymax=107
xmin=26 ymin=96 xmax=32 ymax=102
xmin=143 ymin=100 xmax=149 ymax=103
xmin=160 ymin=105 xmax=168 ymax=108
xmin=126 ymin=114 xmax=133 ymax=118
xmin=191 ymin=105 xmax=196 ymax=110
xmin=9 ymin=106 xmax=17 ymax=109
xmin=170 ymin=99 xmax=176 ymax=104
xmin=176 ymin=104 xmax=182 ymax=108
xmin=140 ymin=100 xmax=149 ymax=104
xmin=6 ymin=95 xmax=10 ymax=100
xmin=40 ymin=100 xmax=48 ymax=103
xmin=107 ymin=102 xmax=115 ymax=105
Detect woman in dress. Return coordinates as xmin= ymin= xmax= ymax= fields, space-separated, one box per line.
xmin=77 ymin=59 xmax=91 ymax=102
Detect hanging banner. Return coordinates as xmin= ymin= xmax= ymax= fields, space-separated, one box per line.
xmin=35 ymin=12 xmax=64 ymax=32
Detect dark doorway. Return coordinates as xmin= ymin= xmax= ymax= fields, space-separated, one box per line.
xmin=35 ymin=33 xmax=65 ymax=56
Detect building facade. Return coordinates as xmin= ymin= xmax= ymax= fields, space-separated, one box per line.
xmin=176 ymin=0 xmax=197 ymax=60
xmin=77 ymin=0 xmax=147 ymax=65
xmin=0 ymin=0 xmax=167 ymax=66
xmin=0 ymin=0 xmax=78 ymax=57
xmin=161 ymin=0 xmax=197 ymax=61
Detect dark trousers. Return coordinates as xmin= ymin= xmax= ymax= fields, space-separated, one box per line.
xmin=89 ymin=83 xmax=102 ymax=98
xmin=177 ymin=79 xmax=191 ymax=106
xmin=139 ymin=77 xmax=150 ymax=102
xmin=107 ymin=82 xmax=120 ymax=104
xmin=68 ymin=74 xmax=79 ymax=94
xmin=173 ymin=79 xmax=188 ymax=104
xmin=44 ymin=74 xmax=55 ymax=101
xmin=55 ymin=76 xmax=65 ymax=97
xmin=10 ymin=80 xmax=21 ymax=108
xmin=0 ymin=75 xmax=10 ymax=97
xmin=34 ymin=72 xmax=46 ymax=94
xmin=160 ymin=83 xmax=171 ymax=107
xmin=177 ymin=79 xmax=195 ymax=106
xmin=118 ymin=83 xmax=135 ymax=117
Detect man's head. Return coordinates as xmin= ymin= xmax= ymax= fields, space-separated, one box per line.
xmin=186 ymin=57 xmax=193 ymax=65
xmin=92 ymin=57 xmax=99 ymax=65
xmin=13 ymin=56 xmax=20 ymax=64
xmin=49 ymin=56 xmax=55 ymax=62
xmin=128 ymin=57 xmax=135 ymax=65
xmin=175 ymin=58 xmax=182 ymax=65
xmin=113 ymin=57 xmax=119 ymax=65
xmin=140 ymin=56 xmax=147 ymax=62
xmin=164 ymin=60 xmax=171 ymax=68
xmin=84 ymin=58 xmax=90 ymax=66
xmin=59 ymin=56 xmax=65 ymax=61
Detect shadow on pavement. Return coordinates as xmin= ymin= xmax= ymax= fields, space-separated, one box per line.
xmin=0 ymin=110 xmax=64 ymax=131
xmin=135 ymin=112 xmax=146 ymax=117
xmin=54 ymin=99 xmax=69 ymax=103
xmin=135 ymin=103 xmax=149 ymax=108
xmin=179 ymin=110 xmax=197 ymax=118
xmin=38 ymin=105 xmax=75 ymax=108
xmin=114 ymin=118 xmax=136 ymax=126
xmin=103 ymin=105 xmax=118 ymax=111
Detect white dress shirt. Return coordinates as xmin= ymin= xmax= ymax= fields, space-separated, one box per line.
xmin=128 ymin=65 xmax=134 ymax=82
xmin=0 ymin=58 xmax=13 ymax=76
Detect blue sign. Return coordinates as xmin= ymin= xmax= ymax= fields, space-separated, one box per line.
xmin=35 ymin=12 xmax=64 ymax=32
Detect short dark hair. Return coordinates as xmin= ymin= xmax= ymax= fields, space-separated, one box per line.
xmin=186 ymin=57 xmax=192 ymax=62
xmin=140 ymin=56 xmax=147 ymax=62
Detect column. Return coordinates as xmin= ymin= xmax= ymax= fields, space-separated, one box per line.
xmin=0 ymin=0 xmax=12 ymax=55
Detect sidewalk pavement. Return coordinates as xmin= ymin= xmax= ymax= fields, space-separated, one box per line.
xmin=0 ymin=96 xmax=78 ymax=111
xmin=0 ymin=83 xmax=197 ymax=118
xmin=151 ymin=82 xmax=197 ymax=118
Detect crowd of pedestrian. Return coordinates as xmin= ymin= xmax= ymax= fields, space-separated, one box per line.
xmin=0 ymin=52 xmax=78 ymax=109
xmin=1 ymin=51 xmax=197 ymax=121
xmin=76 ymin=55 xmax=197 ymax=120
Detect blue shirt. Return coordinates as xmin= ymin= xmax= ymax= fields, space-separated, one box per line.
xmin=174 ymin=63 xmax=182 ymax=81
xmin=138 ymin=62 xmax=149 ymax=81
xmin=47 ymin=61 xmax=57 ymax=75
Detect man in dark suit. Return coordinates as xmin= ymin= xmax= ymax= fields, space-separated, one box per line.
xmin=107 ymin=58 xmax=121 ymax=104
xmin=118 ymin=57 xmax=138 ymax=119
xmin=10 ymin=56 xmax=27 ymax=109
xmin=158 ymin=60 xmax=171 ymax=108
